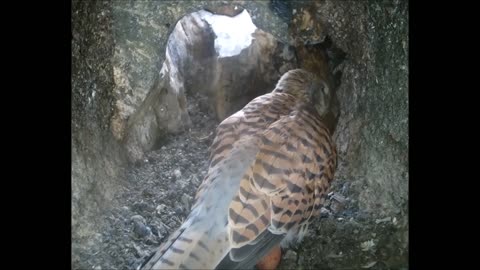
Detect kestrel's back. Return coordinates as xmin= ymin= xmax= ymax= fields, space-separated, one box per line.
xmin=141 ymin=69 xmax=338 ymax=270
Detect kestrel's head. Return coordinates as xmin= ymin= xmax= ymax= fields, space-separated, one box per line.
xmin=274 ymin=69 xmax=335 ymax=118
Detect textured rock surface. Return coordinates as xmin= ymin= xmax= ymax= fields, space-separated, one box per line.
xmin=170 ymin=9 xmax=296 ymax=121
xmin=280 ymin=1 xmax=409 ymax=269
xmin=110 ymin=0 xmax=288 ymax=142
xmin=121 ymin=7 xmax=296 ymax=163
xmin=72 ymin=0 xmax=408 ymax=269
xmin=71 ymin=1 xmax=127 ymax=267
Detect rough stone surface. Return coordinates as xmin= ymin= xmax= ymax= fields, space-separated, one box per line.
xmin=72 ymin=1 xmax=408 ymax=269
xmin=283 ymin=1 xmax=409 ymax=269
xmin=122 ymin=7 xmax=297 ymax=163
xmin=71 ymin=1 xmax=127 ymax=268
xmin=110 ymin=0 xmax=292 ymax=141
xmin=171 ymin=9 xmax=296 ymax=121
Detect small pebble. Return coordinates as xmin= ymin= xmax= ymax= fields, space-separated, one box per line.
xmin=174 ymin=169 xmax=182 ymax=179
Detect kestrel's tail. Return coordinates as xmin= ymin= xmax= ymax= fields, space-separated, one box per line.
xmin=139 ymin=215 xmax=230 ymax=270
xmin=215 ymin=229 xmax=284 ymax=270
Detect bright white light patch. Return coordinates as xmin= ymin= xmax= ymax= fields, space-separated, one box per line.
xmin=200 ymin=9 xmax=257 ymax=58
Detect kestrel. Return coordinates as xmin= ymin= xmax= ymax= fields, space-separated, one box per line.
xmin=140 ymin=68 xmax=338 ymax=270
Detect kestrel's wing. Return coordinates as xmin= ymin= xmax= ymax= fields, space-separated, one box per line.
xmin=194 ymin=92 xmax=296 ymax=208
xmin=218 ymin=109 xmax=336 ymax=269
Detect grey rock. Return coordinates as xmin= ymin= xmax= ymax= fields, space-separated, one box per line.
xmin=181 ymin=193 xmax=191 ymax=211
xmin=130 ymin=215 xmax=146 ymax=224
xmin=173 ymin=169 xmax=182 ymax=179
xmin=131 ymin=215 xmax=151 ymax=239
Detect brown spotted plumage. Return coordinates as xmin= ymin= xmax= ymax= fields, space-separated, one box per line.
xmin=140 ymin=68 xmax=338 ymax=270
